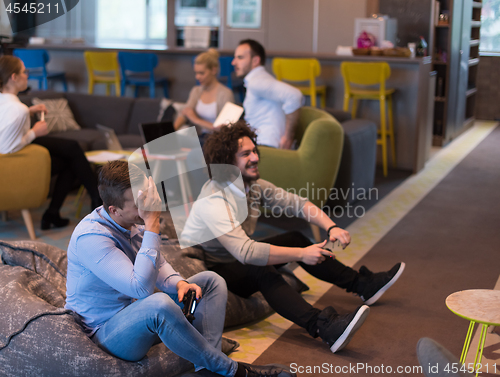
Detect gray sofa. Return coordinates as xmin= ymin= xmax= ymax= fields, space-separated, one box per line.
xmin=19 ymin=91 xmax=163 ymax=151
xmin=325 ymin=109 xmax=377 ymax=206
xmin=0 ymin=217 xmax=307 ymax=376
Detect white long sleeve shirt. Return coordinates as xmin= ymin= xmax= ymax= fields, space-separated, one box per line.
xmin=243 ymin=66 xmax=303 ymax=148
xmin=0 ymin=93 xmax=36 ymax=154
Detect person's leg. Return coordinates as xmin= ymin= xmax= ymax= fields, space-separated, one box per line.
xmin=34 ymin=136 xmax=102 ymax=209
xmin=210 ymin=261 xmax=322 ymax=337
xmin=263 ymin=231 xmax=405 ymax=305
xmin=92 ymin=292 xmax=237 ymax=376
xmin=186 ymin=271 xmax=227 ymax=352
xmin=262 ymin=231 xmax=359 ymax=291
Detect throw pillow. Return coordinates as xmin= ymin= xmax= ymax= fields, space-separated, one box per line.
xmin=32 ymin=97 xmax=81 ymax=133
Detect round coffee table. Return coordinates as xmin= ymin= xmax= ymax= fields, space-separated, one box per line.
xmin=446 ymin=289 xmax=500 ymax=376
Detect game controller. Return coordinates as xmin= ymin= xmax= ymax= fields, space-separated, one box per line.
xmin=182 ymin=290 xmax=198 ymax=323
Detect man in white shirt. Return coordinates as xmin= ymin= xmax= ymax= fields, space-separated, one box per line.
xmin=181 ymin=122 xmax=405 ymax=354
xmin=232 ymin=39 xmax=303 ymax=149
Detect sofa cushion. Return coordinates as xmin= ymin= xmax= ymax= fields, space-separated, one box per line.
xmin=0 ymin=240 xmax=67 ymax=298
xmin=32 ymin=97 xmax=81 ymax=133
xmin=66 ymin=93 xmax=134 ymax=134
xmin=126 ymin=98 xmax=162 ymax=135
xmin=48 ymin=129 xmax=104 ymax=152
xmin=18 ymin=91 xmax=66 ymax=107
xmin=91 ymin=134 xmax=143 ymax=151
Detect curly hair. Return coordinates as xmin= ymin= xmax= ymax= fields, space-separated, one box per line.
xmin=203 ymin=120 xmax=259 ymax=179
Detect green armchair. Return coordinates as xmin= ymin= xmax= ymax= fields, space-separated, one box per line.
xmin=258 ymin=107 xmax=344 ymax=240
xmin=0 ymin=144 xmax=51 ymax=240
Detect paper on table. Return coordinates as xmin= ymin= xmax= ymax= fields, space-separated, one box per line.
xmin=86 ymin=151 xmax=125 ymax=163
xmin=213 ymin=102 xmax=244 ymax=128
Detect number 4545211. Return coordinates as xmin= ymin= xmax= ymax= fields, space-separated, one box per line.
xmin=6 ymin=2 xmax=60 ymax=14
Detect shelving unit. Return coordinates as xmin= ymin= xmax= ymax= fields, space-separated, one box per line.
xmin=432 ymin=0 xmax=482 ymax=146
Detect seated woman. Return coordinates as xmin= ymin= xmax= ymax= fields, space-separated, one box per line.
xmin=174 ymin=49 xmax=235 ymax=146
xmin=0 ymin=55 xmax=102 ymax=230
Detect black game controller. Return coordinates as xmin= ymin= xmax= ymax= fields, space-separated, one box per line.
xmin=322 ymin=240 xmax=336 ymax=253
xmin=182 ymin=290 xmax=198 ymax=323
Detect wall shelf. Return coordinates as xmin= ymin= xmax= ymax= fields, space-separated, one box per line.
xmin=432 ymin=0 xmax=482 ymax=146
xmin=466 ymin=87 xmax=478 ymax=97
xmin=468 ymin=58 xmax=480 ymax=66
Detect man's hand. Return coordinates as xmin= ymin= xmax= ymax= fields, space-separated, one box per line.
xmin=176 ymin=280 xmax=202 ymax=302
xmin=300 ymin=240 xmax=335 ymax=265
xmin=279 ymin=134 xmax=294 ymax=149
xmin=29 ymin=104 xmax=47 ymax=116
xmin=329 ymin=227 xmax=351 ymax=249
xmin=137 ymin=176 xmax=162 ymax=234
xmin=32 ymin=121 xmax=48 ymax=137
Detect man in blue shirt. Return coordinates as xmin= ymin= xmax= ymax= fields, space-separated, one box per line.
xmin=65 ymin=160 xmax=293 ymax=377
xmin=232 ymin=39 xmax=303 ymax=149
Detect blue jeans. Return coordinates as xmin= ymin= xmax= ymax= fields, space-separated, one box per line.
xmin=92 ymin=271 xmax=237 ymax=376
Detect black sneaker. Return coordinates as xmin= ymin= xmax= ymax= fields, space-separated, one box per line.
xmin=235 ymin=362 xmax=296 ymax=377
xmin=358 ymin=262 xmax=405 ymax=305
xmin=317 ymin=305 xmax=370 ymax=353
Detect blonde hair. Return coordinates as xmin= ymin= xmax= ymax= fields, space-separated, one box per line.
xmin=194 ymin=48 xmax=219 ymax=70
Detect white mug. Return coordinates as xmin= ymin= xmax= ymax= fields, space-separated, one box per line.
xmin=408 ymin=43 xmax=416 ymax=58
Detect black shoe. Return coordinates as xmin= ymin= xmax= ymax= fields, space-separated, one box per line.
xmin=317 ymin=305 xmax=370 ymax=353
xmin=235 ymin=362 xmax=296 ymax=377
xmin=358 ymin=262 xmax=405 ymax=305
xmin=41 ymin=212 xmax=70 ymax=230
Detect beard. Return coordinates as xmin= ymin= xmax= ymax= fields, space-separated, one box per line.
xmin=242 ymin=163 xmax=260 ymax=184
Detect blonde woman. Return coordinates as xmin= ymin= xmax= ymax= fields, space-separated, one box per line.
xmin=174 ymin=49 xmax=234 ymax=145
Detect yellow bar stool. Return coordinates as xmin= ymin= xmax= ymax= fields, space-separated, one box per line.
xmin=341 ymin=61 xmax=396 ymax=176
xmin=272 ymin=58 xmax=326 ymax=108
xmin=446 ymin=289 xmax=500 ymax=376
xmin=84 ymin=51 xmax=121 ymax=97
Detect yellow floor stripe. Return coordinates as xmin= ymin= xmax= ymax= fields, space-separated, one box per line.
xmin=226 ymin=121 xmax=498 ymax=363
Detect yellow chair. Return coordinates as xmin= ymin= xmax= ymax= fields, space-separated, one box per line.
xmin=341 ymin=61 xmax=396 ymax=177
xmin=272 ymin=58 xmax=326 ymax=108
xmin=0 ymin=145 xmax=51 ymax=240
xmin=84 ymin=51 xmax=121 ymax=97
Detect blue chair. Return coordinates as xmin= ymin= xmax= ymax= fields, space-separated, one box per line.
xmin=218 ymin=56 xmax=245 ymax=103
xmin=218 ymin=56 xmax=234 ymax=89
xmin=13 ymin=49 xmax=68 ymax=92
xmin=117 ymin=52 xmax=169 ymax=98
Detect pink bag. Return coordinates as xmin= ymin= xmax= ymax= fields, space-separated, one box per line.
xmin=357 ymin=32 xmax=376 ymax=48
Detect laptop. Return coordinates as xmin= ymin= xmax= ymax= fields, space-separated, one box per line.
xmin=138 ymin=121 xmax=189 ymax=157
xmin=96 ymin=124 xmax=123 ymax=150
xmin=138 ymin=121 xmax=176 ymax=145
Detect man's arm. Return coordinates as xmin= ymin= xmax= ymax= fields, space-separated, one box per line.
xmin=301 ymin=201 xmax=351 ymax=246
xmin=249 ymin=73 xmax=303 ymax=149
xmin=76 ymin=231 xmax=162 ymax=299
xmin=280 ymin=108 xmax=300 ymax=149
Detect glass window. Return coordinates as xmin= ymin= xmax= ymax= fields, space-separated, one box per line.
xmin=227 ymin=0 xmax=261 ymax=29
xmin=480 ymin=0 xmax=500 ymax=52
xmin=96 ymin=0 xmax=167 ymax=44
